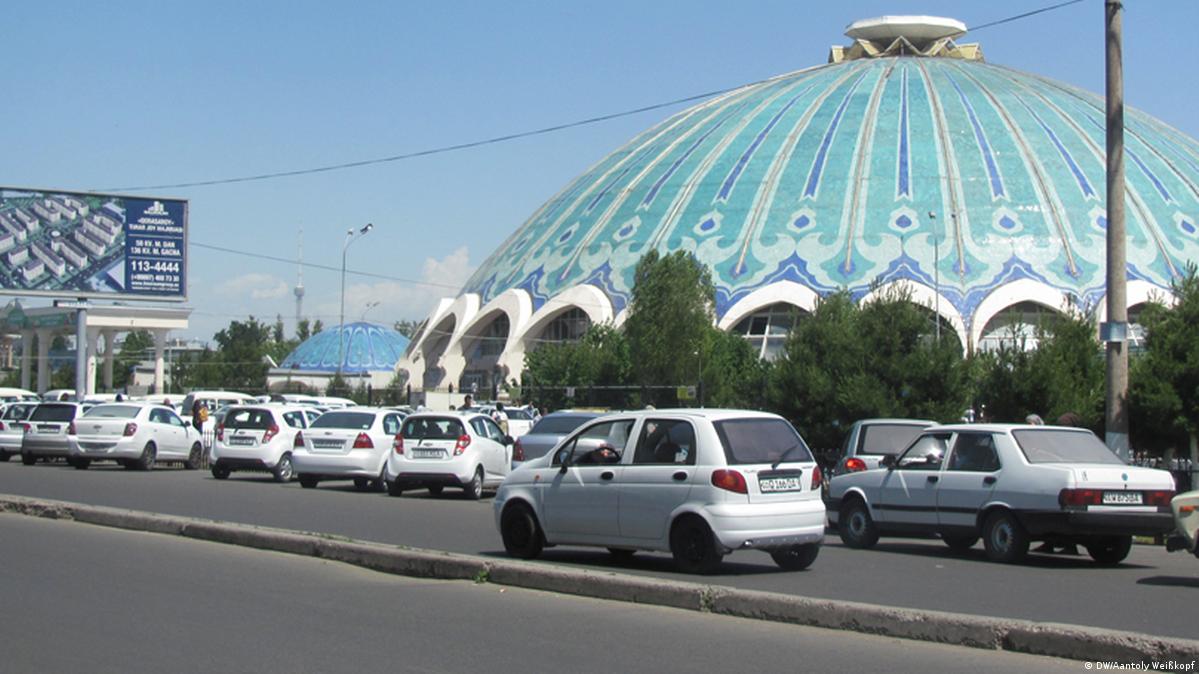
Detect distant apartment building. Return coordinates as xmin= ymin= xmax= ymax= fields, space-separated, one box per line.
xmin=73 ymin=229 xmax=106 ymax=257
xmin=101 ymin=201 xmax=124 ymax=220
xmin=58 ymin=240 xmax=88 ymax=268
xmin=31 ymin=242 xmax=67 ymax=277
xmin=51 ymin=195 xmax=88 ymax=218
xmin=6 ymin=246 xmax=29 ymax=267
xmin=12 ymin=208 xmax=39 ymax=233
xmin=21 ymin=258 xmax=44 ymax=283
xmin=0 ymin=214 xmax=28 ymax=243
xmin=85 ymin=213 xmax=120 ymax=245
xmin=0 ymin=230 xmax=13 ymax=254
xmin=30 ymin=202 xmax=60 ymax=224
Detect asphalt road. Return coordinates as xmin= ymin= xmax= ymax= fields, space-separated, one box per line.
xmin=2 ymin=460 xmax=1197 ymax=640
xmin=0 ymin=514 xmax=1080 ymax=673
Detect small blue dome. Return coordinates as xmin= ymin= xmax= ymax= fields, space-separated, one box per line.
xmin=279 ymin=322 xmax=410 ymax=374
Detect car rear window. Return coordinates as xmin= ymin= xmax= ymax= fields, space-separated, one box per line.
xmin=310 ymin=411 xmax=375 ymax=430
xmin=223 ymin=408 xmax=276 ymax=430
xmin=505 ymin=409 xmax=533 ymax=421
xmin=30 ymin=404 xmax=77 ymax=422
xmin=1013 ymin=428 xmax=1125 ymax=465
xmin=402 ymin=417 xmax=465 ymax=440
xmin=714 ymin=418 xmax=814 ymax=465
xmin=83 ymin=405 xmax=141 ymax=419
xmin=531 ymin=415 xmax=594 ymax=435
xmin=859 ymin=423 xmax=930 ymax=457
xmin=4 ymin=404 xmax=36 ymax=420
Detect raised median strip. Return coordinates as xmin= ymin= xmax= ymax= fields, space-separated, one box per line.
xmin=3 ymin=493 xmax=1196 ymax=664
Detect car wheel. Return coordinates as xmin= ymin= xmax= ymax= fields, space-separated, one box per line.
xmin=838 ymin=499 xmax=879 ymax=549
xmin=72 ymin=458 xmax=91 ymax=470
xmin=387 ymin=479 xmax=404 ymax=497
xmin=136 ymin=442 xmax=157 ymax=471
xmin=463 ymin=467 xmax=483 ymax=500
xmin=607 ymin=548 xmax=636 ymax=562
xmin=427 ymin=485 xmax=444 ymax=496
xmin=211 ymin=463 xmax=231 ymax=480
xmin=982 ymin=510 xmax=1029 ymax=564
xmin=20 ymin=451 xmax=36 ymax=466
xmin=0 ymin=450 xmax=10 ymax=462
xmin=1086 ymin=536 xmax=1132 ymax=566
xmin=371 ymin=466 xmax=387 ymax=493
xmin=298 ymin=475 xmax=320 ymax=489
xmin=942 ymin=535 xmax=979 ymax=552
xmin=669 ymin=516 xmax=724 ymax=574
xmin=184 ymin=443 xmax=203 ymax=470
xmin=353 ymin=477 xmax=371 ymax=491
xmin=271 ymin=453 xmax=294 ymax=483
xmin=770 ymin=543 xmax=820 ymax=571
xmin=500 ymin=503 xmax=544 ymax=559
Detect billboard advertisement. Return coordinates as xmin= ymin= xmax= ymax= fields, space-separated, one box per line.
xmin=0 ymin=187 xmax=187 ymax=302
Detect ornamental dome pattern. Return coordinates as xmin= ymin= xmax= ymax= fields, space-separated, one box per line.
xmin=279 ymin=322 xmax=410 ymax=374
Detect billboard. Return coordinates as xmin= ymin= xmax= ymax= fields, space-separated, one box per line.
xmin=0 ymin=187 xmax=187 ymax=302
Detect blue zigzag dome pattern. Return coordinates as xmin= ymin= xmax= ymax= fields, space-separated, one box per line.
xmin=279 ymin=322 xmax=410 ymax=374
xmin=460 ymin=29 xmax=1199 ymax=331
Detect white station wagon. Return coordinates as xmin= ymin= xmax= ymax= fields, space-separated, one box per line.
xmin=494 ymin=409 xmax=826 ymax=574
xmin=827 ymin=424 xmax=1176 ymax=565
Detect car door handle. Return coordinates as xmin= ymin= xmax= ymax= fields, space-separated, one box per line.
xmin=600 ymin=471 xmax=614 ymax=481
xmin=927 ymin=475 xmax=939 ymax=483
xmin=672 ymin=471 xmax=688 ymax=482
xmin=983 ymin=476 xmax=997 ymax=485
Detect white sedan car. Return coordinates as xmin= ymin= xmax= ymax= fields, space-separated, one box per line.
xmin=210 ymin=404 xmax=314 ymax=482
xmin=385 ymin=412 xmax=512 ymax=499
xmin=827 ymin=424 xmax=1177 ymax=565
xmin=494 ymin=409 xmax=826 ymax=574
xmin=0 ymin=402 xmax=39 ymax=462
xmin=69 ymin=403 xmax=204 ymax=470
xmin=292 ymin=408 xmax=405 ymax=491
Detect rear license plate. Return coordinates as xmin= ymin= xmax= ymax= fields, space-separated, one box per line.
xmin=759 ymin=476 xmax=803 ymax=493
xmin=411 ymin=449 xmax=443 ymax=459
xmin=313 ymin=440 xmax=344 ymax=449
xmin=227 ymin=437 xmax=254 ymax=446
xmin=38 ymin=424 xmax=58 ymax=432
xmin=1102 ymin=491 xmax=1143 ymax=505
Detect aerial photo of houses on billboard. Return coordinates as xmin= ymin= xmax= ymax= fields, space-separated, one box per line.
xmin=0 ymin=187 xmax=187 ymax=301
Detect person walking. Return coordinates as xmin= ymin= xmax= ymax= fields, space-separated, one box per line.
xmin=492 ymin=402 xmax=509 ymax=436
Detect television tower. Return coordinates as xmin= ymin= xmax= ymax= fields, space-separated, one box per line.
xmin=294 ymin=228 xmax=305 ymax=336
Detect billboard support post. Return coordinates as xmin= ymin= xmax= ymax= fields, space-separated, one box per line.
xmin=74 ymin=300 xmax=88 ymax=399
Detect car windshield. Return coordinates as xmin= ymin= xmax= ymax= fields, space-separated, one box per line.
xmin=530 ymin=415 xmax=594 ymax=435
xmin=223 ymin=408 xmax=275 ymax=430
xmin=310 ymin=411 xmax=375 ymax=430
xmin=83 ymin=404 xmax=141 ymax=419
xmin=402 ymin=417 xmax=465 ymax=440
xmin=1013 ymin=428 xmax=1125 ymax=465
xmin=714 ymin=417 xmax=813 ymax=465
xmin=858 ymin=423 xmax=931 ymax=457
xmin=30 ymin=404 xmax=77 ymax=422
xmin=505 ymin=409 xmax=533 ymax=421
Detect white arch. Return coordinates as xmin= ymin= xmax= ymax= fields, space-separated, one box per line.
xmin=860 ymin=280 xmax=969 ymax=350
xmin=453 ymin=289 xmax=534 ymax=381
xmin=717 ymin=281 xmax=820 ymax=331
xmin=970 ymin=280 xmax=1070 ymax=350
xmin=1094 ymin=279 xmax=1175 ymax=323
xmin=511 ymin=285 xmax=614 ymax=368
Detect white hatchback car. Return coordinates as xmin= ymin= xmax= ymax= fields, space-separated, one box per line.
xmin=385 ymin=412 xmax=513 ymax=499
xmin=291 ymin=408 xmax=405 ymax=491
xmin=0 ymin=402 xmax=39 ymax=462
xmin=828 ymin=424 xmax=1177 ymax=564
xmin=210 ymin=404 xmax=314 ymax=482
xmin=494 ymin=409 xmax=826 ymax=573
xmin=68 ymin=403 xmax=204 ymax=470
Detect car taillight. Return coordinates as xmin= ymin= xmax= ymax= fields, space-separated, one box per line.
xmin=19 ymin=422 xmax=31 ymax=433
xmin=453 ymin=434 xmax=471 ymax=456
xmin=353 ymin=432 xmax=373 ymax=449
xmin=0 ymin=421 xmax=6 ymax=431
xmin=845 ymin=457 xmax=867 ymax=472
xmin=123 ymin=422 xmax=137 ymax=437
xmin=513 ymin=437 xmax=524 ymax=462
xmin=1145 ymin=490 xmax=1175 ymax=507
xmin=711 ymin=469 xmax=747 ymax=494
xmin=294 ymin=431 xmax=304 ymax=449
xmin=393 ymin=434 xmax=404 ymax=455
xmin=810 ymin=465 xmax=823 ymax=490
xmin=1059 ymin=488 xmax=1103 ymax=507
xmin=215 ymin=423 xmax=224 ymax=441
xmin=263 ymin=424 xmax=280 ymax=443
xmin=67 ymin=421 xmax=76 ymax=436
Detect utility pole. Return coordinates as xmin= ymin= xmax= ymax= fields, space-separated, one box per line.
xmin=1103 ymin=0 xmax=1130 ymax=460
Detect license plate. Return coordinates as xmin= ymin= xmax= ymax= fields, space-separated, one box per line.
xmin=227 ymin=437 xmax=254 ymax=446
xmin=313 ymin=440 xmax=344 ymax=449
xmin=411 ymin=449 xmax=443 ymax=459
xmin=1102 ymin=491 xmax=1143 ymax=505
xmin=759 ymin=477 xmax=803 ymax=493
xmin=38 ymin=424 xmax=59 ymax=433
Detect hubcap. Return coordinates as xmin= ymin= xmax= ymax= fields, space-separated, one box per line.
xmin=850 ymin=511 xmax=866 ymax=536
xmin=992 ymin=522 xmax=1012 ymax=551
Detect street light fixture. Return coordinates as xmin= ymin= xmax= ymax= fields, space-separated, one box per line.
xmin=338 ymin=223 xmax=374 ymax=385
xmin=360 ymin=300 xmax=381 ymax=322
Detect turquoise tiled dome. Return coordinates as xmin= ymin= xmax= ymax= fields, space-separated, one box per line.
xmin=461 ymin=56 xmax=1199 ymax=328
xmin=279 ymin=322 xmax=410 ymax=374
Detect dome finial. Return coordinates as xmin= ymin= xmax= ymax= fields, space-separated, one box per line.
xmin=831 ymin=15 xmax=980 ymax=63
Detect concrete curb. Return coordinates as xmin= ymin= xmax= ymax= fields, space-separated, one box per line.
xmin=3 ymin=494 xmax=1197 ymax=663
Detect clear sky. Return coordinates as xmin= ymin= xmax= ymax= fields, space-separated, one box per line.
xmin=5 ymin=0 xmax=1197 ymax=342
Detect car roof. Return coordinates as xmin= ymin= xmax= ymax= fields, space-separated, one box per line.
xmin=853 ymin=418 xmax=936 ymax=425
xmin=925 ymin=423 xmax=1092 ymax=433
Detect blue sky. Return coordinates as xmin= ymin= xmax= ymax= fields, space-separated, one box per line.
xmin=5 ymin=0 xmax=1197 ymax=341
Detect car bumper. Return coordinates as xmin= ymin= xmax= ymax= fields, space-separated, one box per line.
xmin=211 ymin=443 xmax=284 ymax=467
xmin=0 ymin=433 xmax=25 ymax=453
xmin=70 ymin=436 xmax=143 ymax=460
xmin=292 ymin=450 xmax=381 ymax=478
xmin=703 ymin=500 xmax=827 ymax=551
xmin=21 ymin=436 xmax=71 ymax=457
xmin=388 ymin=455 xmax=476 ymax=486
xmin=1017 ymin=509 xmax=1175 ymax=537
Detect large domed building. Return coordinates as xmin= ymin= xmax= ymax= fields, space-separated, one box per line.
xmin=399 ymin=16 xmax=1199 ymax=394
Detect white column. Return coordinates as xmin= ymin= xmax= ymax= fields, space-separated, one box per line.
xmin=102 ymin=330 xmax=115 ymax=391
xmin=85 ymin=328 xmax=101 ymax=396
xmin=20 ymin=330 xmax=32 ymax=390
xmin=35 ymin=329 xmax=51 ymax=394
xmin=153 ymin=330 xmax=167 ymax=395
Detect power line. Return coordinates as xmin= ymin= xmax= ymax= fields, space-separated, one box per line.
xmin=100 ymin=1 xmax=1083 ymax=194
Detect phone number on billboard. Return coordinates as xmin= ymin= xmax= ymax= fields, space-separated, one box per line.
xmin=129 ymin=260 xmax=182 ymax=274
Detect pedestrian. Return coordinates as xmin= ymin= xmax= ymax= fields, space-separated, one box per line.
xmin=462 ymin=394 xmax=473 ymax=410
xmin=191 ymin=399 xmax=208 ymax=432
xmin=1025 ymin=413 xmax=1044 ymax=425
xmin=492 ymin=402 xmax=509 ymax=436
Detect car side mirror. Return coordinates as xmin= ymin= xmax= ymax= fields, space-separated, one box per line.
xmin=504 ymin=435 xmax=514 ymax=446
xmin=881 ymin=455 xmax=896 ymax=470
xmin=557 ymin=448 xmax=571 ymax=474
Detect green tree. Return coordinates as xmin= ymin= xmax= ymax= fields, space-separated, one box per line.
xmin=296 ymin=318 xmax=312 ymax=342
xmin=394 ymin=319 xmax=425 ymax=340
xmin=113 ymin=330 xmax=154 ymax=391
xmin=522 ymin=323 xmax=630 ymax=409
xmin=623 ymin=250 xmax=714 ymax=405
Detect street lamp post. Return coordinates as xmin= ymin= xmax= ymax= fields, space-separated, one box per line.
xmin=360 ymin=301 xmax=380 ymax=322
xmin=928 ymin=211 xmax=940 ymax=344
xmin=338 ymin=223 xmax=374 ymax=387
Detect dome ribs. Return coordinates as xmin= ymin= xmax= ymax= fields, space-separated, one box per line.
xmin=916 ymin=59 xmax=968 ymax=279
xmin=839 ymin=61 xmax=896 ymax=277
